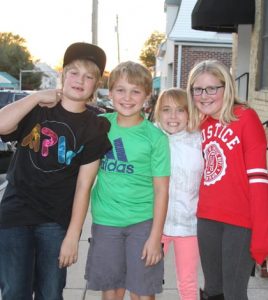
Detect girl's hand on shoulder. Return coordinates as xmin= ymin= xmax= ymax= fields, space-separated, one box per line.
xmin=141 ymin=237 xmax=163 ymax=267
xmin=36 ymin=89 xmax=62 ymax=107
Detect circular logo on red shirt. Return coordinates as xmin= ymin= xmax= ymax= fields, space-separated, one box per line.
xmin=203 ymin=141 xmax=226 ymax=186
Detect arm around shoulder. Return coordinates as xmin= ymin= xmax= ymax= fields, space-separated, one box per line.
xmin=0 ymin=89 xmax=61 ymax=135
xmin=0 ymin=92 xmax=41 ymax=134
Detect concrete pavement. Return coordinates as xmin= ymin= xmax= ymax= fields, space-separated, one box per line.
xmin=64 ymin=214 xmax=268 ymax=300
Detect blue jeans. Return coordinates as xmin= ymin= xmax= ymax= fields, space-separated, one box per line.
xmin=0 ymin=223 xmax=67 ymax=300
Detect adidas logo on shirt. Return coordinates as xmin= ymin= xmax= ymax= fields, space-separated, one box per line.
xmin=101 ymin=138 xmax=134 ymax=174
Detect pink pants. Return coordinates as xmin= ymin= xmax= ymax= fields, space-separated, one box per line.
xmin=161 ymin=235 xmax=199 ymax=300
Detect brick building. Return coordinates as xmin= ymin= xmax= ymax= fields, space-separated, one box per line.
xmin=176 ymin=46 xmax=232 ymax=89
xmin=191 ymin=0 xmax=267 ymax=124
xmin=241 ymin=0 xmax=268 ymax=123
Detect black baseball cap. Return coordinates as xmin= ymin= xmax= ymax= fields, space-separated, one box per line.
xmin=63 ymin=42 xmax=106 ymax=75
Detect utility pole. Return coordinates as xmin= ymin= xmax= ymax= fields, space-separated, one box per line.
xmin=115 ymin=14 xmax=120 ymax=64
xmin=92 ymin=0 xmax=98 ymax=45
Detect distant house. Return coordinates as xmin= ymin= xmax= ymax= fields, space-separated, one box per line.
xmin=35 ymin=63 xmax=59 ymax=89
xmin=0 ymin=72 xmax=19 ymax=90
xmin=156 ymin=0 xmax=232 ymax=93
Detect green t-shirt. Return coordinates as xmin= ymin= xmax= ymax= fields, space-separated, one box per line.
xmin=91 ymin=112 xmax=170 ymax=227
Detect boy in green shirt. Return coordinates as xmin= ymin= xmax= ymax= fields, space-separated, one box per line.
xmin=85 ymin=61 xmax=170 ymax=300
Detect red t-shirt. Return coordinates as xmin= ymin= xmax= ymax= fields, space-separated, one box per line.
xmin=197 ymin=105 xmax=268 ymax=264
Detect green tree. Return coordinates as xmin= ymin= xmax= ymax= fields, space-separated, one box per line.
xmin=0 ymin=32 xmax=42 ymax=90
xmin=139 ymin=31 xmax=165 ymax=69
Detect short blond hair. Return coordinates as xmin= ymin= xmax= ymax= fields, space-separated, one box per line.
xmin=108 ymin=61 xmax=152 ymax=96
xmin=186 ymin=60 xmax=245 ymax=130
xmin=154 ymin=88 xmax=188 ymax=123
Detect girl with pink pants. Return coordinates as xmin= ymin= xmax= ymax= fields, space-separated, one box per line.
xmin=154 ymin=88 xmax=204 ymax=300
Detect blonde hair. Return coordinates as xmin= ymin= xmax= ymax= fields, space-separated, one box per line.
xmin=154 ymin=88 xmax=188 ymax=122
xmin=108 ymin=61 xmax=152 ymax=96
xmin=186 ymin=60 xmax=245 ymax=130
xmin=61 ymin=59 xmax=101 ymax=101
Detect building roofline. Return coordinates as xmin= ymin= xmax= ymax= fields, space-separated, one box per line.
xmin=170 ymin=38 xmax=232 ymax=46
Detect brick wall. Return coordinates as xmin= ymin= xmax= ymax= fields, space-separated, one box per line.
xmin=174 ymin=45 xmax=232 ymax=89
xmin=247 ymin=0 xmax=268 ymax=124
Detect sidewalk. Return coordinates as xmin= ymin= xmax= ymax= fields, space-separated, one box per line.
xmin=64 ymin=214 xmax=268 ymax=300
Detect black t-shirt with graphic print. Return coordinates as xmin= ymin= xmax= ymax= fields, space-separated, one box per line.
xmin=0 ymin=102 xmax=111 ymax=228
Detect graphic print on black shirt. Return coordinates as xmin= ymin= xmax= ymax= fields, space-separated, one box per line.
xmin=21 ymin=120 xmax=84 ymax=172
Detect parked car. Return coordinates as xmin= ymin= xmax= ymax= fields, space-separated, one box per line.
xmin=0 ymin=91 xmax=24 ymax=174
xmin=0 ymin=139 xmax=15 ymax=174
xmin=0 ymin=90 xmax=29 ymax=109
xmin=96 ymin=98 xmax=114 ymax=112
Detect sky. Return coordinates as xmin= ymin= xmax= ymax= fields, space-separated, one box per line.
xmin=1 ymin=0 xmax=166 ymax=71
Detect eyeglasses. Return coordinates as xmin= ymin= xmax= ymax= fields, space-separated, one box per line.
xmin=191 ymin=86 xmax=224 ymax=96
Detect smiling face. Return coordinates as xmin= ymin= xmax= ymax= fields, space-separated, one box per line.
xmin=109 ymin=75 xmax=149 ymax=126
xmin=159 ymin=97 xmax=188 ymax=134
xmin=192 ymin=72 xmax=225 ymax=119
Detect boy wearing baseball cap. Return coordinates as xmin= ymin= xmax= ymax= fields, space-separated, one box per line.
xmin=0 ymin=42 xmax=111 ymax=299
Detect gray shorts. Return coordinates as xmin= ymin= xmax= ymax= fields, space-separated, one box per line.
xmin=84 ymin=219 xmax=164 ymax=296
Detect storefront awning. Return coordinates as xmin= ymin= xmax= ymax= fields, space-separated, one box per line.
xmin=191 ymin=0 xmax=255 ymax=33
